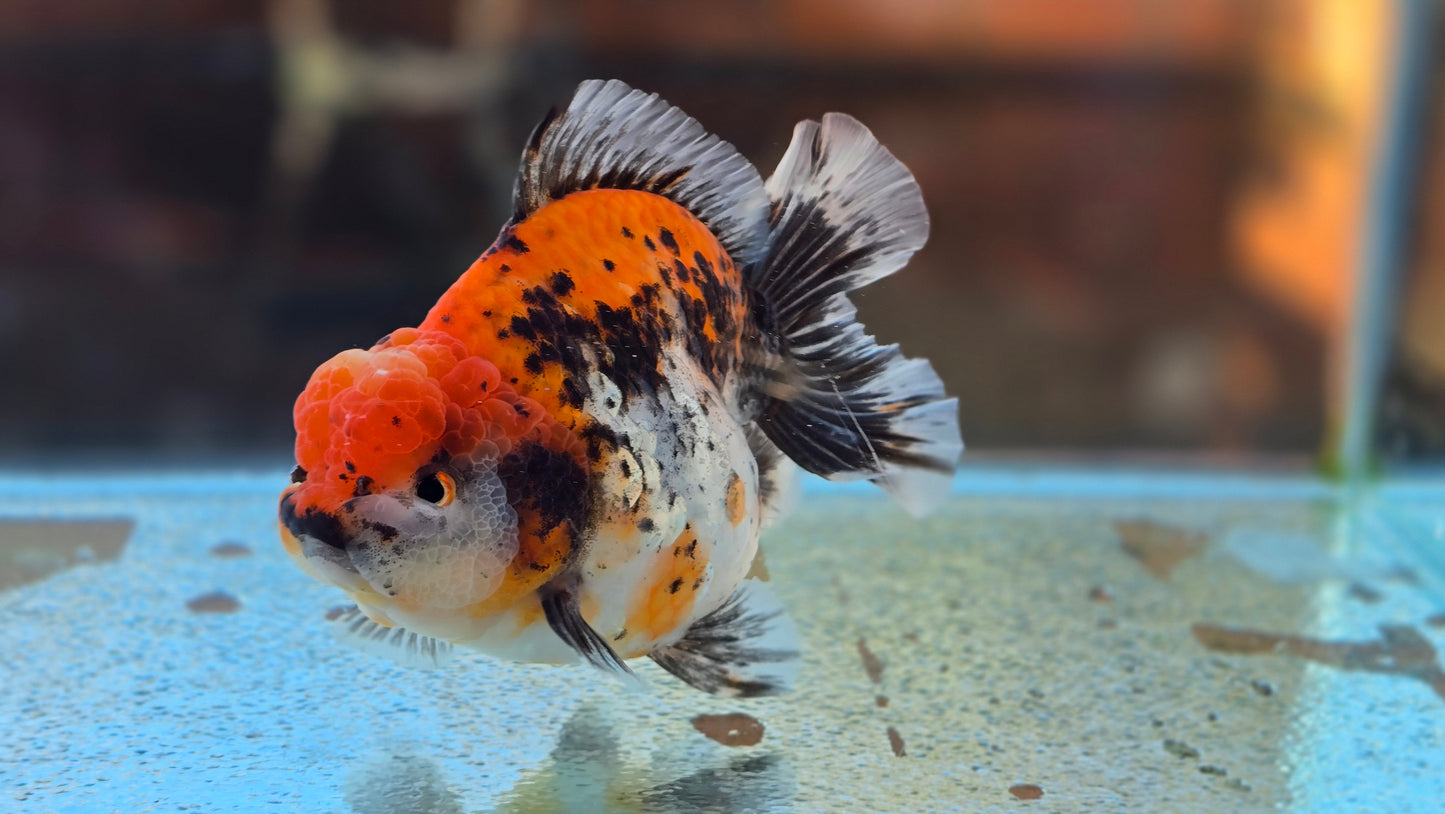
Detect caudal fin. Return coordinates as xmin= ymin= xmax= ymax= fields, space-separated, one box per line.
xmin=751 ymin=114 xmax=962 ymax=515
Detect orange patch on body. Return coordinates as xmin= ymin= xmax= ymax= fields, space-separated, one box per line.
xmin=279 ymin=521 xmax=301 ymax=557
xmin=465 ymin=516 xmax=572 ymax=620
xmin=624 ymin=528 xmax=710 ymax=646
xmin=421 ymin=189 xmax=747 ymax=423
xmin=725 ymin=471 xmax=746 ymax=527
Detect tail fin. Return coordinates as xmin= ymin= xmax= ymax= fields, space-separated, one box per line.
xmin=752 ymin=114 xmax=961 ymax=515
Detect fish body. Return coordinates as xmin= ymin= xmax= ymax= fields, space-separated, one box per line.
xmin=280 ymin=80 xmax=962 ymax=695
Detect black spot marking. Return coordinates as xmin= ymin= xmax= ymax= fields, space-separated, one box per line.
xmin=290 ymin=465 xmax=308 ymax=483
xmin=638 ymin=517 xmax=655 ymax=532
xmin=561 ymin=377 xmax=584 ymax=409
xmin=579 ymin=422 xmax=620 ymax=463
xmin=360 ymin=518 xmax=399 ymax=542
xmin=621 ymin=226 xmax=634 ymax=239
xmin=497 ymin=329 xmax=510 ymax=339
xmin=483 ymin=309 xmax=493 ymax=317
xmin=509 ymin=315 xmax=537 ymax=340
xmin=524 ymin=354 xmax=544 ymax=374
xmin=658 ymin=227 xmax=679 ymax=254
xmin=550 ymin=270 xmax=575 ymax=296
xmin=603 ymin=258 xmax=615 ymax=271
xmin=528 ymin=561 xmax=548 ymax=572
xmin=498 ymin=441 xmax=588 ymax=537
xmin=391 ymin=416 xmax=402 ymax=426
xmin=692 ymin=251 xmax=713 ymax=277
xmin=440 ymin=314 xmax=452 ymax=323
xmin=668 ymin=578 xmax=684 ymax=594
xmin=352 ymin=475 xmax=374 ymax=498
xmin=498 ymin=266 xmax=510 ymax=273
xmin=502 ymin=232 xmax=530 ymax=254
xmin=279 ymin=495 xmax=347 ymax=552
xmin=643 ymin=235 xmax=656 ymax=251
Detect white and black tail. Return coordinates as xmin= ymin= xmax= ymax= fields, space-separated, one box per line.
xmin=751 ymin=114 xmax=962 ymax=515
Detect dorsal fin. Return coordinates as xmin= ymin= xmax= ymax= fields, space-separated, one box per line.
xmin=512 ymin=79 xmax=770 ymax=270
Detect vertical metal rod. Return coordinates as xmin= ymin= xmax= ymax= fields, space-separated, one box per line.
xmin=1339 ymin=0 xmax=1436 ymax=483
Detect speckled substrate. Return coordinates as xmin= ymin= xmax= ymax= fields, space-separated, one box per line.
xmin=3 ymin=474 xmax=1444 ymax=813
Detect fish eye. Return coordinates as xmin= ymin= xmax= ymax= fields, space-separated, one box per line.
xmin=290 ymin=465 xmax=307 ymax=484
xmin=416 ymin=472 xmax=455 ymax=506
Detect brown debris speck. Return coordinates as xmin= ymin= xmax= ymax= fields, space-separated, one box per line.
xmin=209 ymin=541 xmax=252 ymax=558
xmin=886 ymin=726 xmax=906 ymax=757
xmin=875 ymin=694 xmax=889 ymax=708
xmin=324 ymin=605 xmax=351 ymax=621
xmin=857 ymin=638 xmax=885 ymax=684
xmin=1114 ymin=519 xmax=1207 ymax=579
xmin=1347 ymin=582 xmax=1383 ymax=604
xmin=1163 ymin=738 xmax=1200 ymax=759
xmin=1192 ymin=622 xmax=1445 ymax=702
xmin=1088 ymin=585 xmax=1114 ymax=603
xmin=186 ymin=591 xmax=240 ymax=614
xmin=691 ymin=713 xmax=764 ymax=747
xmin=1008 ymin=784 xmax=1044 ymax=800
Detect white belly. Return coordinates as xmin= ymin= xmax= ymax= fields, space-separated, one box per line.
xmin=451 ymin=353 xmax=762 ymax=664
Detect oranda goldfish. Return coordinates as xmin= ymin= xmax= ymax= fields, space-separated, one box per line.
xmin=279 ymin=79 xmax=962 ymax=695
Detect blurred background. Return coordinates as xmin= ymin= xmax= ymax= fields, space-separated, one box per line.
xmin=0 ymin=0 xmax=1441 ymax=469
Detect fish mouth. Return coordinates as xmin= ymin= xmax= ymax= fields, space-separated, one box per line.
xmin=279 ymin=487 xmax=369 ymax=592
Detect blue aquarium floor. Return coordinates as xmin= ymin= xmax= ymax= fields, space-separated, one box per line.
xmin=2 ymin=468 xmax=1444 ymax=813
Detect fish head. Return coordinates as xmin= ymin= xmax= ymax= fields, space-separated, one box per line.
xmin=278 ymin=328 xmax=583 ymax=636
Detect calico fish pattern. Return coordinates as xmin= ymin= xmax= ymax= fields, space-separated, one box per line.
xmin=278 ymin=79 xmax=962 ymax=695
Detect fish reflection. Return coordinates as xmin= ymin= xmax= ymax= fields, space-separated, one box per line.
xmin=492 ymin=705 xmax=792 ymax=813
xmin=345 ymin=754 xmax=465 ymax=814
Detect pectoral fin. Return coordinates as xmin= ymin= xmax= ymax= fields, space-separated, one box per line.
xmin=541 ymin=585 xmax=641 ymax=686
xmin=649 ymin=579 xmax=799 ymax=697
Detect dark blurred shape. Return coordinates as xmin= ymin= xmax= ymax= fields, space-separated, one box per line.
xmin=1 ymin=0 xmax=1395 ymax=463
xmin=0 ymin=519 xmax=133 ymax=589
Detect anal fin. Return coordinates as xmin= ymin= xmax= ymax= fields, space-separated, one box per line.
xmin=649 ymin=579 xmax=800 ymax=697
xmin=542 ymin=586 xmax=641 ymax=686
xmin=328 ymin=605 xmax=454 ymax=670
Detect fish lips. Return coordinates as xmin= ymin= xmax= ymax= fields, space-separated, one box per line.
xmin=279 ymin=488 xmax=370 ymax=592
